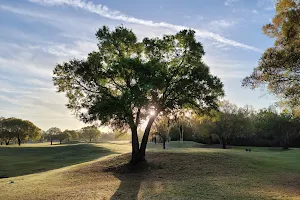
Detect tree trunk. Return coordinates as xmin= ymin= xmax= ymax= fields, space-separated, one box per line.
xmin=163 ymin=140 xmax=166 ymax=149
xmin=51 ymin=138 xmax=53 ymax=145
xmin=135 ymin=116 xmax=157 ymax=163
xmin=179 ymin=125 xmax=183 ymax=143
xmin=222 ymin=142 xmax=227 ymax=149
xmin=216 ymin=135 xmax=226 ymax=149
xmin=90 ymin=138 xmax=92 ymax=143
xmin=18 ymin=137 xmax=21 ymax=146
xmin=5 ymin=141 xmax=9 ymax=145
xmin=60 ymin=140 xmax=62 ymax=144
xmin=282 ymin=135 xmax=289 ymax=150
xmin=130 ymin=125 xmax=140 ymax=164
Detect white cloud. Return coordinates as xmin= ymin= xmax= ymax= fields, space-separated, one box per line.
xmin=224 ymin=0 xmax=239 ymax=6
xmin=27 ymin=0 xmax=262 ymax=52
xmin=0 ymin=0 xmax=274 ymax=129
xmin=196 ymin=15 xmax=204 ymax=21
xmin=0 ymin=57 xmax=52 ymax=78
xmin=252 ymin=9 xmax=258 ymax=14
xmin=210 ymin=19 xmax=236 ymax=28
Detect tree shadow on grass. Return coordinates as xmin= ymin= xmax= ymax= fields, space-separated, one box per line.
xmin=105 ymin=155 xmax=159 ymax=200
xmin=0 ymin=144 xmax=113 ymax=178
xmin=110 ymin=175 xmax=143 ymax=200
xmin=107 ymin=152 xmax=300 ymax=200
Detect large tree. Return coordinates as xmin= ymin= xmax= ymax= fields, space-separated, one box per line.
xmin=0 ymin=118 xmax=41 ymax=146
xmin=242 ymin=0 xmax=300 ymax=106
xmin=53 ymin=26 xmax=224 ymax=164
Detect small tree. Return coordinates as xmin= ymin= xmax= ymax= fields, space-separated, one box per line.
xmin=81 ymin=126 xmax=101 ymax=143
xmin=63 ymin=130 xmax=78 ymax=141
xmin=208 ymin=101 xmax=252 ymax=149
xmin=46 ymin=127 xmax=61 ymax=145
xmin=57 ymin=132 xmax=70 ymax=144
xmin=153 ymin=117 xmax=171 ymax=149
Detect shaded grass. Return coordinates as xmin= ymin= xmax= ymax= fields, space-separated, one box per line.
xmin=0 ymin=141 xmax=299 ymax=199
xmin=0 ymin=143 xmax=112 ymax=177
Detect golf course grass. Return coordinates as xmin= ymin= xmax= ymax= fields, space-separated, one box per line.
xmin=0 ymin=141 xmax=299 ymax=199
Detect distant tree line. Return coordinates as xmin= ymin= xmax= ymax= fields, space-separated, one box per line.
xmin=0 ymin=118 xmax=103 ymax=145
xmin=152 ymin=101 xmax=300 ymax=149
xmin=41 ymin=126 xmax=102 ymax=145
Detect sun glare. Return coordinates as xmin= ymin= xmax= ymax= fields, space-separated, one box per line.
xmin=149 ymin=110 xmax=156 ymax=116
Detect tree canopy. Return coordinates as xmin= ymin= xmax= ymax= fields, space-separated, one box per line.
xmin=53 ymin=25 xmax=224 ymax=163
xmin=46 ymin=127 xmax=62 ymax=145
xmin=0 ymin=117 xmax=41 ymax=145
xmin=80 ymin=126 xmax=101 ymax=143
xmin=242 ymin=0 xmax=300 ymax=106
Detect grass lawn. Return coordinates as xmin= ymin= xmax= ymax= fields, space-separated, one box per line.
xmin=0 ymin=141 xmax=299 ymax=200
xmin=0 ymin=142 xmax=115 ymax=177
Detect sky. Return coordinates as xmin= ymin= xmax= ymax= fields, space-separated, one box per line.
xmin=0 ymin=0 xmax=279 ymax=131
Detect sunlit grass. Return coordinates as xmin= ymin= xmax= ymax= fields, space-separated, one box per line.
xmin=0 ymin=141 xmax=299 ymax=200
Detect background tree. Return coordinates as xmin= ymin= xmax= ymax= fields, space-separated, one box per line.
xmin=81 ymin=126 xmax=101 ymax=143
xmin=255 ymin=108 xmax=300 ymax=149
xmin=46 ymin=127 xmax=61 ymax=145
xmin=167 ymin=110 xmax=193 ymax=142
xmin=207 ymin=101 xmax=252 ymax=149
xmin=63 ymin=130 xmax=78 ymax=141
xmin=153 ymin=116 xmax=171 ymax=149
xmin=242 ymin=0 xmax=300 ymax=106
xmin=53 ymin=26 xmax=224 ymax=164
xmin=0 ymin=117 xmax=15 ymax=145
xmin=1 ymin=118 xmax=41 ymax=146
xmin=57 ymin=132 xmax=70 ymax=144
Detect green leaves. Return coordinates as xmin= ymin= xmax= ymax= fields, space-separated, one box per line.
xmin=53 ymin=26 xmax=224 ymax=131
xmin=0 ymin=117 xmax=41 ymax=144
xmin=243 ymin=0 xmax=300 ymax=107
xmin=80 ymin=126 xmax=101 ymax=142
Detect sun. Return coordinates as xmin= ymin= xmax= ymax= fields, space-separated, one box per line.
xmin=149 ymin=110 xmax=156 ymax=116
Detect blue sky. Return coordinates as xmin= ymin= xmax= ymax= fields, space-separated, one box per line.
xmin=0 ymin=0 xmax=278 ymax=130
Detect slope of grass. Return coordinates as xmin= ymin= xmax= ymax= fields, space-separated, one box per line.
xmin=0 ymin=141 xmax=299 ymax=200
xmin=0 ymin=143 xmax=113 ymax=177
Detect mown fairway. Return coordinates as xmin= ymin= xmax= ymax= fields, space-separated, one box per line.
xmin=0 ymin=142 xmax=299 ymax=200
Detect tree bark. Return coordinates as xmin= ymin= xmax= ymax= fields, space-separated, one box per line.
xmin=135 ymin=115 xmax=157 ymax=163
xmin=222 ymin=142 xmax=227 ymax=149
xmin=282 ymin=135 xmax=289 ymax=150
xmin=163 ymin=140 xmax=166 ymax=149
xmin=51 ymin=138 xmax=53 ymax=145
xmin=17 ymin=137 xmax=21 ymax=146
xmin=5 ymin=141 xmax=9 ymax=145
xmin=90 ymin=138 xmax=92 ymax=143
xmin=130 ymin=126 xmax=139 ymax=164
xmin=60 ymin=140 xmax=62 ymax=144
